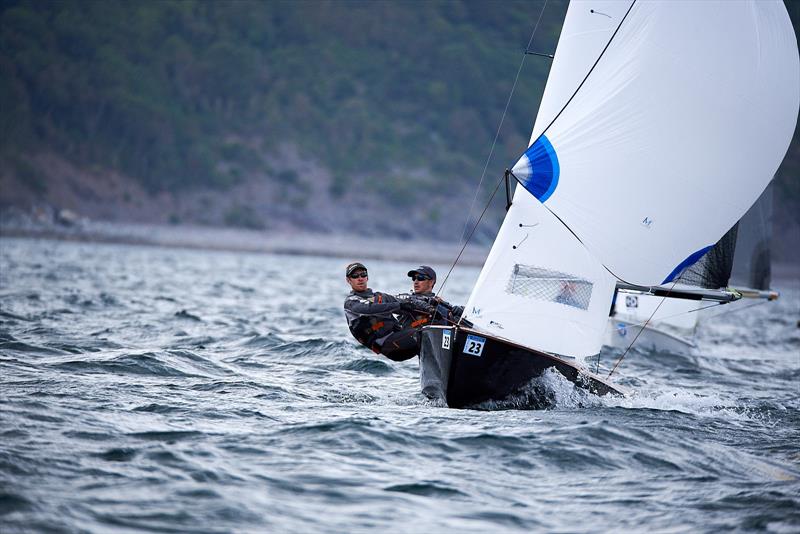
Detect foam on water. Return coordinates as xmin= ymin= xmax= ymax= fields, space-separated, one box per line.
xmin=1 ymin=238 xmax=798 ymax=532
xmin=470 ymin=366 xmax=774 ymax=424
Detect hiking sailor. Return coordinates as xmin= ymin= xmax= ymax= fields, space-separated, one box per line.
xmin=400 ymin=265 xmax=465 ymax=327
xmin=343 ymin=262 xmax=420 ymax=362
xmin=408 ymin=265 xmax=437 ymax=299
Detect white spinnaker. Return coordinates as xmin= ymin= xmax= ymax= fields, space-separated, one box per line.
xmin=527 ymin=0 xmax=634 ymax=140
xmin=512 ymin=0 xmax=799 ymax=286
xmin=462 ymin=190 xmax=617 ymax=358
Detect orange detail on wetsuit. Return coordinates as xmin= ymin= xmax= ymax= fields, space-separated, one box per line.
xmin=411 ymin=317 xmax=429 ymax=328
xmin=371 ymin=321 xmax=385 ymax=331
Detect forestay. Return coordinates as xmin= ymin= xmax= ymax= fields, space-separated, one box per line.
xmin=511 ymin=0 xmax=799 ymax=286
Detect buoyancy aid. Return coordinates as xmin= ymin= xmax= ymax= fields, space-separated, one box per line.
xmin=344 ymin=290 xmax=401 ymax=352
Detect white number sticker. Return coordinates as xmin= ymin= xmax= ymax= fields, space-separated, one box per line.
xmin=463 ymin=334 xmax=486 ymax=357
xmin=442 ymin=330 xmax=451 ymax=350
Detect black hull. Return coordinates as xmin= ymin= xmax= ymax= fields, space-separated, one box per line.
xmin=418 ymin=326 xmax=624 ymax=409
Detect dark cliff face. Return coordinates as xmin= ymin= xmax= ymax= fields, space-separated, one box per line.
xmin=0 ymin=0 xmax=798 ymax=253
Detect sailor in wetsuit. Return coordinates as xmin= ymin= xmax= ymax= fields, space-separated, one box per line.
xmin=399 ymin=265 xmax=464 ymax=328
xmin=343 ymin=262 xmax=420 ymax=361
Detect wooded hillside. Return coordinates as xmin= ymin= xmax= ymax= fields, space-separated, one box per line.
xmin=1 ymin=0 xmax=797 ymax=245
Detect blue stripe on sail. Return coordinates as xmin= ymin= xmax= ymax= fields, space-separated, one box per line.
xmin=518 ymin=134 xmax=560 ymax=203
xmin=662 ymin=245 xmax=714 ymax=284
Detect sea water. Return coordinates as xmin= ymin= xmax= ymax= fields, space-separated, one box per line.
xmin=1 ymin=237 xmax=798 ymax=532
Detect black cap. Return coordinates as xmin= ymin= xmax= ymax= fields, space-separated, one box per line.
xmin=346 ymin=262 xmax=368 ymax=276
xmin=407 ymin=265 xmax=436 ymax=281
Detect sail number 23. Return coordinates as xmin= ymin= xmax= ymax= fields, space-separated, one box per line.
xmin=463 ymin=335 xmax=486 ymax=357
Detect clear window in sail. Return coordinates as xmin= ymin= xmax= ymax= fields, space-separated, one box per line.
xmin=506 ymin=264 xmax=593 ymax=310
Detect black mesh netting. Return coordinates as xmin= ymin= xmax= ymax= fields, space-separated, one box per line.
xmin=675 ymin=223 xmax=738 ymax=289
xmin=506 ymin=265 xmax=593 ymax=310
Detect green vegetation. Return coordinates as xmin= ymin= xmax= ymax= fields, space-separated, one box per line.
xmin=1 ymin=0 xmax=796 ymax=218
xmin=223 ymin=204 xmax=264 ymax=230
xmin=11 ymin=155 xmax=45 ymax=194
xmin=0 ymin=0 xmax=566 ymax=198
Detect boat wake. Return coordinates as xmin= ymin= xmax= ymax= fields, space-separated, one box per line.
xmin=602 ymin=387 xmax=785 ymax=425
xmin=471 ymin=368 xmax=607 ymax=410
xmin=468 ymin=367 xmax=781 ymax=425
xmin=2 ymin=238 xmax=798 ymax=532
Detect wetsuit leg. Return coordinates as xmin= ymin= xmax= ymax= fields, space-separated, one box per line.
xmin=379 ymin=329 xmax=420 ymax=362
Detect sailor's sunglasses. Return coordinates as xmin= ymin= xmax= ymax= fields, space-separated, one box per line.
xmin=349 ymin=272 xmax=368 ymax=279
xmin=411 ymin=275 xmax=431 ymax=281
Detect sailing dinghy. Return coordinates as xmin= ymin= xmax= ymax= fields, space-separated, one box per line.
xmin=419 ymin=0 xmax=799 ymax=408
xmin=605 ymin=186 xmax=778 ymax=354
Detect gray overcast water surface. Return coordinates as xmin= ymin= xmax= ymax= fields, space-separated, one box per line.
xmin=1 ymin=237 xmax=798 ymax=532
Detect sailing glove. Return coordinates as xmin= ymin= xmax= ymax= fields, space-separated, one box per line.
xmin=399 ymin=300 xmax=416 ymax=313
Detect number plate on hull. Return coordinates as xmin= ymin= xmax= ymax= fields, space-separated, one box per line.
xmin=463 ymin=334 xmax=486 ymax=357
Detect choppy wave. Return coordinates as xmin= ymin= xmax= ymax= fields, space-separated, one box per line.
xmin=1 ymin=238 xmax=798 ymax=532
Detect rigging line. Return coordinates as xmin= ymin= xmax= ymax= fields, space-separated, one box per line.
xmin=607 ymin=279 xmax=676 ymax=379
xmin=527 ymin=0 xmax=636 ymax=160
xmin=457 ymin=0 xmax=550 ymax=245
xmin=702 ymin=299 xmax=769 ymax=320
xmin=436 ymin=0 xmax=550 ymax=304
xmin=606 ymin=298 xmax=770 ymax=377
xmin=616 ymin=301 xmax=724 ymax=328
xmin=438 ymin=173 xmax=506 ymax=300
xmin=444 ymin=0 xmax=637 ymax=302
xmin=599 ymin=300 xmax=723 ymax=375
xmin=509 ymin=0 xmax=638 ymax=280
xmin=505 ymin=45 xmax=633 ymax=284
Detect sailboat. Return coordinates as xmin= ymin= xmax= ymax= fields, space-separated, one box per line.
xmin=419 ymin=0 xmax=799 ymax=408
xmin=605 ymin=185 xmax=778 ymax=354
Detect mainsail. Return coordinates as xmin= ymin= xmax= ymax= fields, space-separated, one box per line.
xmin=463 ymin=0 xmax=798 ymax=359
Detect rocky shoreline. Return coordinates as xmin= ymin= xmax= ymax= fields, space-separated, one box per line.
xmin=2 ymin=207 xmax=798 ymax=284
xmin=0 ymin=207 xmax=491 ymax=267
